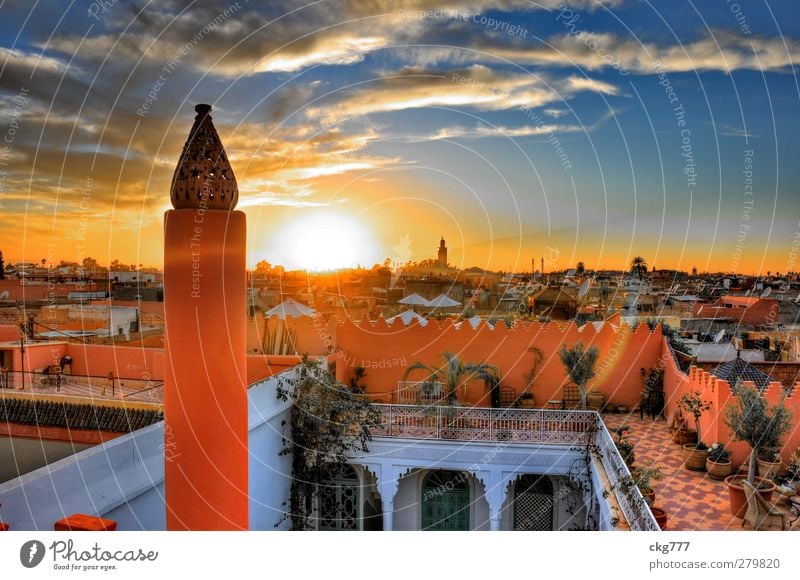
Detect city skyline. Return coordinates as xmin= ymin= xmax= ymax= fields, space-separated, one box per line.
xmin=1 ymin=1 xmax=799 ymax=274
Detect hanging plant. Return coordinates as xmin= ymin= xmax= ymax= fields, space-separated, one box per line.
xmin=277 ymin=356 xmax=380 ymax=530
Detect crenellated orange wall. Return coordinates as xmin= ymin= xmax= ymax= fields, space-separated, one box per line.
xmin=246 ymin=314 xmax=338 ymax=356
xmin=663 ymin=350 xmax=800 ymax=468
xmin=333 ymin=319 xmax=664 ymax=407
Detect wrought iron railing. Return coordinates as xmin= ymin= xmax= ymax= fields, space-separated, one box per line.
xmin=0 ymin=370 xmax=163 ymax=404
xmin=371 ymin=403 xmax=659 ymax=531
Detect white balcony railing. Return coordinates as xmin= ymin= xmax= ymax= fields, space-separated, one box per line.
xmin=371 ymin=404 xmax=659 ymax=531
xmin=373 ymin=404 xmax=597 ymax=445
xmin=594 ymin=420 xmax=660 ymax=531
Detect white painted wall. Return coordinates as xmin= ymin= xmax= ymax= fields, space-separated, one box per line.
xmin=247 ymin=375 xmax=293 ymax=531
xmin=0 ymin=422 xmax=164 ymax=530
xmin=0 ymin=371 xmax=295 ymax=531
xmin=393 ymin=470 xmax=419 ymax=530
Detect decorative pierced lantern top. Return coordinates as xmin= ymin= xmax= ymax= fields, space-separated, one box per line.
xmin=170 ymin=104 xmax=238 ymax=210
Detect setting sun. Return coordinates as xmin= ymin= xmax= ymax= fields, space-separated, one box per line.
xmin=267 ymin=212 xmax=378 ymax=271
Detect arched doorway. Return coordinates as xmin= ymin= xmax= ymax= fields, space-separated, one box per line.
xmin=318 ymin=465 xmax=360 ymax=530
xmin=421 ymin=470 xmax=470 ymax=530
xmin=512 ymin=475 xmax=554 ymax=531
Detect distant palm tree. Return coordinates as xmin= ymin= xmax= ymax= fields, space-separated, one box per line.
xmin=402 ymin=351 xmax=499 ymax=405
xmin=630 ymin=256 xmax=648 ymax=279
xmin=576 ymin=262 xmax=585 ymax=275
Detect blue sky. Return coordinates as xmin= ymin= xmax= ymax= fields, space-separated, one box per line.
xmin=0 ymin=0 xmax=798 ymax=273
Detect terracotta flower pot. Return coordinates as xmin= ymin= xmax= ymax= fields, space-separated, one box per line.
xmin=673 ymin=428 xmax=697 ymax=446
xmin=706 ymin=459 xmax=732 ymax=480
xmin=642 ymin=488 xmax=655 ymax=506
xmin=725 ymin=476 xmax=777 ymax=518
xmin=587 ymin=391 xmax=605 ymax=409
xmin=756 ymin=458 xmax=781 ymax=481
xmin=518 ymin=397 xmax=535 ymax=409
xmin=682 ymin=445 xmax=709 ymax=471
xmin=650 ymin=507 xmax=668 ymax=530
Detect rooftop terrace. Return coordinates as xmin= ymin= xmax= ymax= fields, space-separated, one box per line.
xmin=603 ymin=413 xmax=800 ymax=531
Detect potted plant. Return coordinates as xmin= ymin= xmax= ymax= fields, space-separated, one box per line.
xmin=650 ymin=506 xmax=668 ymax=530
xmin=678 ymin=390 xmax=712 ymax=471
xmin=775 ymin=450 xmax=800 ymax=503
xmin=518 ymin=392 xmax=535 ymax=409
xmin=756 ymin=447 xmax=782 ymax=481
xmin=520 ymin=346 xmax=543 ymax=408
xmin=706 ymin=443 xmax=732 ymax=480
xmin=612 ymin=467 xmax=667 ymax=530
xmin=670 ymin=416 xmax=696 ymax=445
xmin=587 ymin=389 xmax=605 ymax=410
xmin=614 ymin=424 xmax=635 ymax=467
xmin=788 ymin=449 xmax=800 ymax=485
xmin=558 ymin=341 xmax=600 ymax=409
xmin=722 ymin=380 xmax=793 ymax=518
xmin=631 ymin=462 xmax=663 ymax=505
xmin=403 ymin=351 xmax=499 ymax=406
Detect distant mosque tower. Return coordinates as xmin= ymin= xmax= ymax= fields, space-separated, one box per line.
xmin=437 ymin=237 xmax=448 ymax=268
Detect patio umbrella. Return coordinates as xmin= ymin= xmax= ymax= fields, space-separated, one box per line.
xmin=264 ymin=298 xmax=316 ymax=319
xmin=385 ymin=310 xmax=428 ymax=326
xmin=428 ymin=294 xmax=461 ymax=308
xmin=398 ymin=293 xmax=431 ymax=307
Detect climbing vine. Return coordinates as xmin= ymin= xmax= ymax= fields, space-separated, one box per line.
xmin=276 ymin=356 xmax=380 ymax=530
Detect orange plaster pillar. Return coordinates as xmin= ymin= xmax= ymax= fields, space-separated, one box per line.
xmin=164 ymin=209 xmax=248 ymax=530
xmin=163 ymin=104 xmax=248 ymax=530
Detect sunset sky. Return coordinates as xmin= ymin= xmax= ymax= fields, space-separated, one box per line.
xmin=0 ymin=1 xmax=798 ymax=274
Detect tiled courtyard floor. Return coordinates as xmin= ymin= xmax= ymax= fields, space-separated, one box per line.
xmin=602 ymin=412 xmax=800 ymax=531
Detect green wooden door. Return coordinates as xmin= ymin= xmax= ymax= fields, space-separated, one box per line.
xmin=421 ymin=471 xmax=470 ymax=530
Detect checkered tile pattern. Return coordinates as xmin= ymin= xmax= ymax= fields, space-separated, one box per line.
xmin=603 ymin=413 xmax=800 ymax=531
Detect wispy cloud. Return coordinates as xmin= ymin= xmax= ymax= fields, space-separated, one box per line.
xmin=306 ymin=65 xmax=620 ymax=122
xmin=446 ymin=30 xmax=800 ymax=74
xmin=395 ymin=107 xmax=619 ymax=143
xmin=544 ymin=108 xmax=569 ymax=118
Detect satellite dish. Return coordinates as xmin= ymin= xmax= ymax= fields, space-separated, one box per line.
xmin=713 ymin=329 xmax=725 ymax=343
xmin=760 ymin=287 xmax=771 ymax=298
xmin=0 ymin=290 xmax=8 ymax=300
xmin=578 ymin=278 xmax=591 ymax=299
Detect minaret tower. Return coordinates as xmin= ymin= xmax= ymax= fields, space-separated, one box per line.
xmin=437 ymin=237 xmax=447 ymax=268
xmin=163 ymin=104 xmax=248 ymax=530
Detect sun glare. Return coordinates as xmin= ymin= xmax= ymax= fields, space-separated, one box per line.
xmin=271 ymin=212 xmax=376 ymax=271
